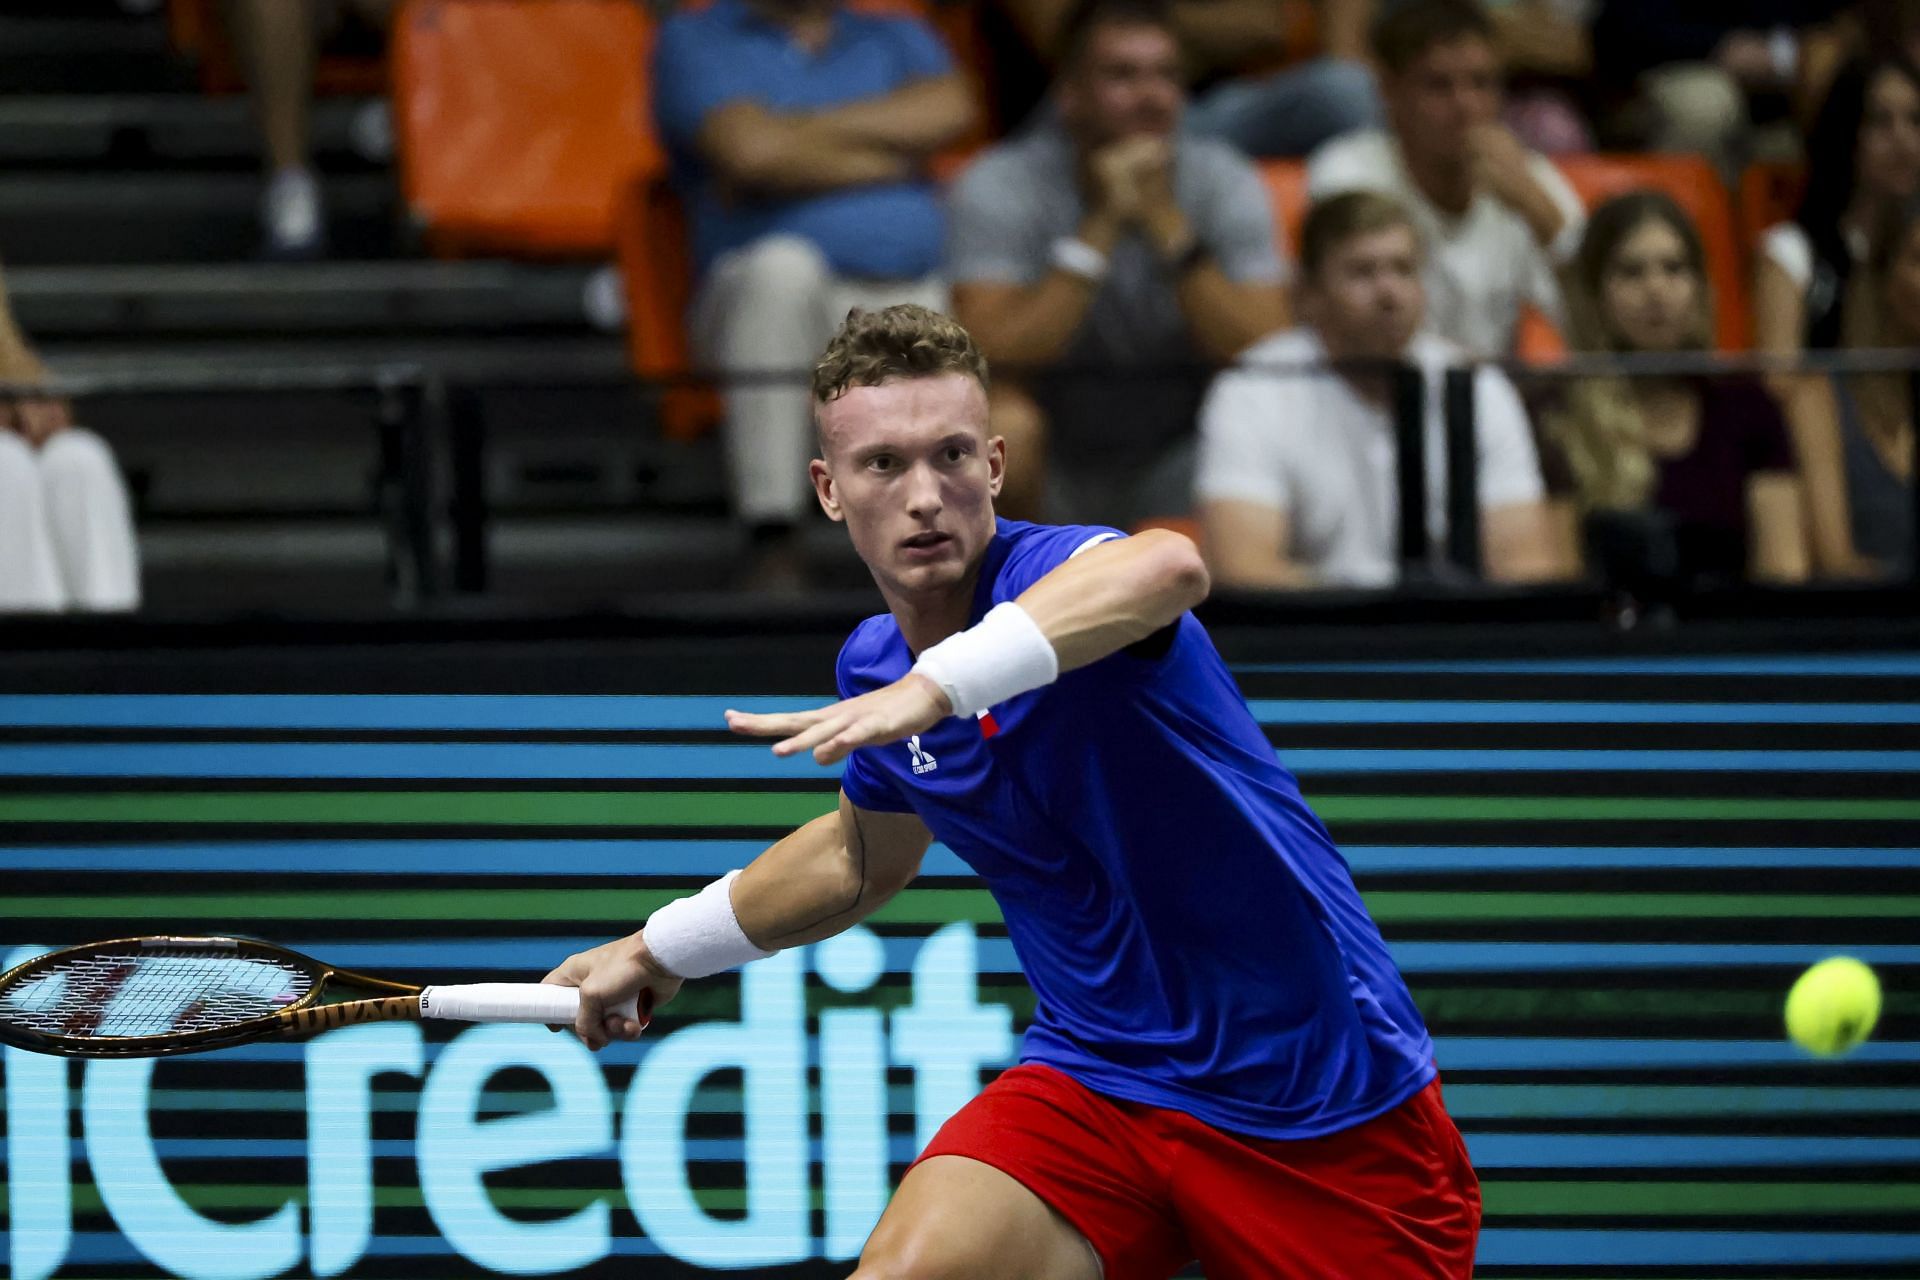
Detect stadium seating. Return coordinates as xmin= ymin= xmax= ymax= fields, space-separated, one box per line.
xmin=391 ymin=0 xmax=661 ymax=257
xmin=167 ymin=0 xmax=386 ymax=96
xmin=617 ymin=176 xmax=719 ymax=443
xmin=1258 ymin=158 xmax=1309 ymax=256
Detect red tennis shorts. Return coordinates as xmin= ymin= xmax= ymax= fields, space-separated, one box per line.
xmin=914 ymin=1064 xmax=1480 ymax=1280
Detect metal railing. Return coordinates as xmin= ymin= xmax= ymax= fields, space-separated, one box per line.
xmin=3 ymin=362 xmax=439 ymax=605
xmin=5 ymin=347 xmax=1916 ymax=609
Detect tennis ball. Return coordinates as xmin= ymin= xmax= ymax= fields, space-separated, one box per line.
xmin=1784 ymin=956 xmax=1881 ymax=1057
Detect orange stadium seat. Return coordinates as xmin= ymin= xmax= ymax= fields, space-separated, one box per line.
xmin=391 ymin=0 xmax=661 ymax=256
xmin=619 ymin=0 xmax=984 ymax=440
xmin=1258 ymin=158 xmax=1309 ymax=258
xmin=617 ymin=178 xmax=721 ymax=442
xmin=1553 ymin=153 xmax=1750 ymax=351
xmin=1513 ymin=303 xmax=1570 ymax=364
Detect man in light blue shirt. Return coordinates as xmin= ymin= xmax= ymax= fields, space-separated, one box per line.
xmin=654 ymin=0 xmax=977 ymax=586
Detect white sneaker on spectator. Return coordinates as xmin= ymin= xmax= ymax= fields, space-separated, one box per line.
xmin=262 ymin=168 xmax=325 ymax=260
xmin=582 ymin=264 xmax=627 ymax=331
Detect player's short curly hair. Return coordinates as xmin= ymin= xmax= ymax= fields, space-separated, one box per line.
xmin=812 ymin=304 xmax=990 ymax=404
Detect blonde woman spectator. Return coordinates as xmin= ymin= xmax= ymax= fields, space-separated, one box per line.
xmin=1545 ymin=193 xmax=1808 ymax=589
xmin=0 ymin=263 xmax=140 ymax=612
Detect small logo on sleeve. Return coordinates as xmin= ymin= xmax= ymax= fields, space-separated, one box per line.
xmin=908 ymin=735 xmax=939 ymax=776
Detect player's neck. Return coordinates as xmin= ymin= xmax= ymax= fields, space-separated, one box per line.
xmin=880 ymin=571 xmax=982 ymax=657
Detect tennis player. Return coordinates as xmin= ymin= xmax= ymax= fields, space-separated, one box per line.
xmin=546 ymin=305 xmax=1480 ymax=1277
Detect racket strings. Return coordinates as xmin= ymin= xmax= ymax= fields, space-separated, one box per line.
xmin=0 ymin=949 xmax=313 ymax=1039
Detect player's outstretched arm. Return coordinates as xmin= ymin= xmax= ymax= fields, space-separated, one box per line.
xmin=1011 ymin=527 xmax=1210 ymax=671
xmin=734 ymin=791 xmax=932 ymax=949
xmin=728 ymin=530 xmax=1210 ymax=764
xmin=544 ymin=792 xmax=929 ymax=1049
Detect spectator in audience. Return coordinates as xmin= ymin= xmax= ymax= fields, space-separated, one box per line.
xmin=1484 ymin=0 xmax=1598 ymax=154
xmin=949 ymin=0 xmax=1289 ymax=525
xmin=1195 ymin=191 xmax=1561 ymax=588
xmin=1307 ymin=0 xmax=1586 ymax=357
xmin=1178 ymin=0 xmax=1383 ymax=158
xmin=1543 ymin=192 xmax=1808 ymax=591
xmin=229 ymin=0 xmax=395 ymax=258
xmin=1816 ymin=194 xmax=1920 ymax=577
xmin=1754 ymin=55 xmax=1920 ymax=575
xmin=655 ymin=0 xmax=977 ymax=587
xmin=1590 ymin=0 xmax=1843 ymax=176
xmin=0 ymin=262 xmax=141 ymax=613
xmin=994 ymin=0 xmax=1381 ymax=157
xmin=1878 ymin=0 xmax=1920 ymax=69
xmin=1755 ymin=57 xmax=1920 ymax=352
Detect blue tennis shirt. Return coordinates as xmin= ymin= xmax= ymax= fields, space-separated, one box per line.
xmin=837 ymin=520 xmax=1436 ymax=1140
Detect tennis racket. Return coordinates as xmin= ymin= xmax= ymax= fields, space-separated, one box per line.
xmin=0 ymin=935 xmax=648 ymax=1059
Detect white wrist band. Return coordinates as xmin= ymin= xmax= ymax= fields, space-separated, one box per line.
xmin=911 ymin=601 xmax=1059 ymax=720
xmin=1051 ymin=236 xmax=1109 ymax=283
xmin=642 ymin=869 xmax=773 ymax=979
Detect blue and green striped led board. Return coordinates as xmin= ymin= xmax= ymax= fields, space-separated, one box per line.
xmin=1 ymin=644 xmax=1917 ymax=1277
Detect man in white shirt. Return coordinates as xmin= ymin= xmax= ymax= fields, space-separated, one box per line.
xmin=1306 ymin=0 xmax=1584 ymax=356
xmin=1196 ymin=190 xmax=1563 ymax=589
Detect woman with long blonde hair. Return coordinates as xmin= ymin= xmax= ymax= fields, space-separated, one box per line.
xmin=1545 ymin=191 xmax=1808 ymax=588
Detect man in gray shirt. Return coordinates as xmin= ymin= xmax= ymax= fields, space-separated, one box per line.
xmin=948 ymin=0 xmax=1288 ymax=526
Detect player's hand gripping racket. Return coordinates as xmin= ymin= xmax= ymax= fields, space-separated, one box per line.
xmin=0 ymin=936 xmax=651 ymax=1059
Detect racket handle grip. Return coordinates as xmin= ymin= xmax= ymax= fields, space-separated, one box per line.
xmin=419 ymin=984 xmax=643 ymax=1025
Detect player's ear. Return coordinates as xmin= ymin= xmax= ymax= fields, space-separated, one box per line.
xmin=985 ymin=433 xmax=1006 ymax=498
xmin=810 ymin=458 xmax=844 ymax=522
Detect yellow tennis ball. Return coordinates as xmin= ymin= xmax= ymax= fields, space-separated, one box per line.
xmin=1785 ymin=957 xmax=1882 ymax=1057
